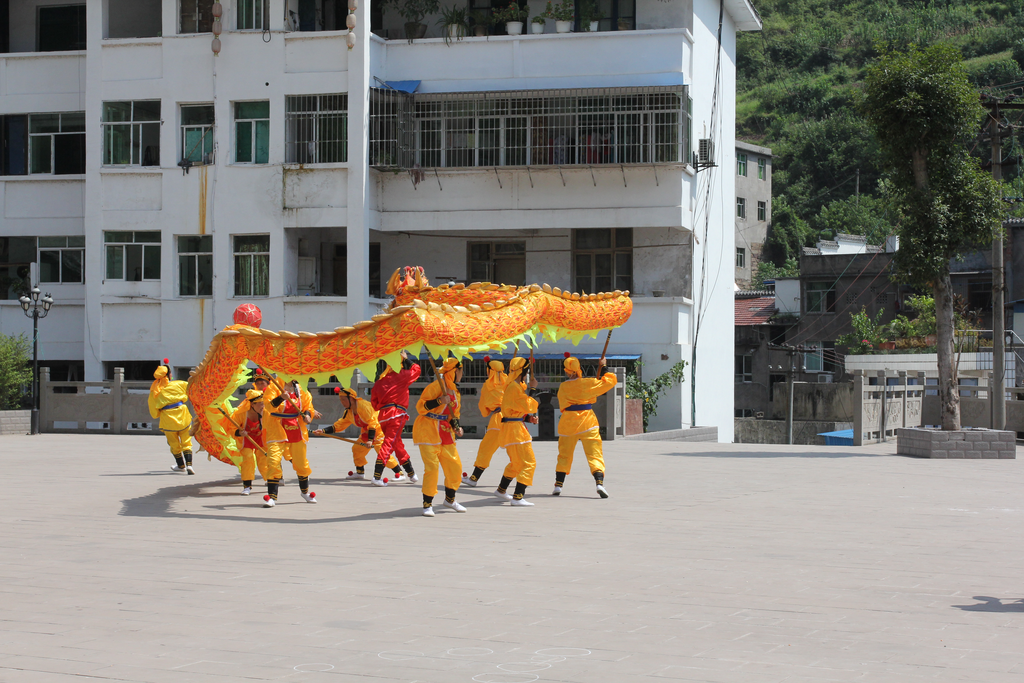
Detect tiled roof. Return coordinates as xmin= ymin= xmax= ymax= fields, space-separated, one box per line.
xmin=735 ymin=295 xmax=776 ymax=326
xmin=817 ymin=240 xmax=839 ymax=249
xmin=736 ymin=289 xmax=773 ymax=298
xmin=835 ymin=233 xmax=867 ymax=243
xmin=802 ymin=247 xmax=821 ymax=256
xmin=865 ymin=244 xmax=884 ymax=253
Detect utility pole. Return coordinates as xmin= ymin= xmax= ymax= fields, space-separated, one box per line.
xmin=769 ymin=343 xmax=808 ymax=445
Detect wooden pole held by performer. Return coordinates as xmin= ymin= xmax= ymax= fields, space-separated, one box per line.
xmin=216 ymin=405 xmax=268 ymax=456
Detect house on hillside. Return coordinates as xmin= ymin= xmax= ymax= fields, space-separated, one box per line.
xmin=734 ymin=289 xmax=789 ymax=418
xmin=734 ymin=141 xmax=772 ymax=288
xmin=0 ymin=0 xmax=761 ymax=440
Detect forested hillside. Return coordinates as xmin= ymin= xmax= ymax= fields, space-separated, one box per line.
xmin=737 ymin=0 xmax=1024 ymax=275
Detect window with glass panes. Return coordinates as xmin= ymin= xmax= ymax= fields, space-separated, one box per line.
xmin=735 ymin=354 xmax=752 ymax=383
xmin=102 ymin=101 xmax=160 ymax=166
xmin=38 ymin=236 xmax=84 ymax=284
xmin=29 ymin=112 xmax=85 ymax=174
xmin=806 ymin=282 xmax=836 ymax=313
xmin=235 ymin=102 xmax=269 ymax=164
xmin=736 ymin=197 xmax=746 ymax=218
xmin=178 ymin=235 xmax=212 ymax=297
xmin=736 ymin=247 xmax=745 ymax=268
xmin=757 ymin=200 xmax=766 ymax=221
xmin=234 ymin=235 xmax=269 ymax=297
xmin=285 ymin=94 xmax=348 ymax=164
xmin=573 ymin=228 xmax=632 ymax=294
xmin=468 ymin=242 xmax=526 ymax=284
xmin=104 ymin=231 xmax=161 ymax=281
xmin=237 ymin=0 xmax=268 ymax=29
xmin=757 ymin=157 xmax=766 ymax=180
xmin=591 ymin=0 xmax=635 ymax=31
xmin=180 ymin=0 xmax=213 ymax=33
xmin=181 ymin=104 xmax=214 ymax=164
xmin=737 ymin=152 xmax=747 ymax=176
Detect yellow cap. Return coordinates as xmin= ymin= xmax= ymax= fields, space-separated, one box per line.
xmin=245 ymin=389 xmax=263 ymax=403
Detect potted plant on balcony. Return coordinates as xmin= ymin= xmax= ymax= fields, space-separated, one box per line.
xmin=543 ymin=0 xmax=574 ymax=33
xmin=470 ymin=8 xmax=493 ymax=36
xmin=579 ymin=0 xmax=599 ymax=31
xmin=531 ymin=14 xmax=545 ymax=33
xmin=393 ymin=0 xmax=440 ymax=40
xmin=493 ymin=2 xmax=528 ymax=36
xmin=438 ymin=3 xmax=468 ymax=44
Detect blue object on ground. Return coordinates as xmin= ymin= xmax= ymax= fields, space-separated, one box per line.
xmin=818 ymin=429 xmax=854 ymax=446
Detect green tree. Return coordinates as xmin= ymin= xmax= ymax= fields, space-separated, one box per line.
xmin=862 ymin=44 xmax=1004 ymax=430
xmin=812 ymin=193 xmax=897 ymax=246
xmin=754 ymin=257 xmax=799 ymax=287
xmin=0 ymin=333 xmax=32 ymax=410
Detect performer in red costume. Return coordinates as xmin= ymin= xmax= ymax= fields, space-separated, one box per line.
xmin=370 ymin=349 xmax=421 ymax=483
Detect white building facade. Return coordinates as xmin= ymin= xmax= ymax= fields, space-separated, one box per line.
xmin=0 ymin=0 xmax=759 ymax=440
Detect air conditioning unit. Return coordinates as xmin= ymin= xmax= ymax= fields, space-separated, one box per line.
xmin=817 ymin=373 xmax=833 ymax=384
xmin=693 ymin=138 xmax=716 ymax=170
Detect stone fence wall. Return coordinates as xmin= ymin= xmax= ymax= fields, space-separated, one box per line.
xmin=38 ymin=367 xmax=626 ymax=441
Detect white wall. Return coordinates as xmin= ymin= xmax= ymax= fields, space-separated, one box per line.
xmin=775 ymin=278 xmax=800 ymax=315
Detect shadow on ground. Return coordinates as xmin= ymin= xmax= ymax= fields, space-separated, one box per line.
xmin=119 ymin=474 xmax=517 ymax=524
xmin=952 ymin=596 xmax=1024 ymax=612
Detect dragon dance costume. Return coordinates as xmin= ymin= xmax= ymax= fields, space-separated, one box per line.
xmin=463 ymin=357 xmax=509 ymax=488
xmin=412 ymin=357 xmax=466 ymax=517
xmin=149 ymin=361 xmax=194 ymax=474
xmin=370 ymin=354 xmax=422 ymax=482
xmin=262 ymin=379 xmax=317 ymax=507
xmin=496 ymin=356 xmax=538 ymax=506
xmin=321 ymin=388 xmax=405 ymax=485
xmin=555 ymin=354 xmax=615 ymax=498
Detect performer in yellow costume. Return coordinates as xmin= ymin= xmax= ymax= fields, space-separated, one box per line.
xmin=226 ymin=388 xmax=267 ymax=495
xmin=462 ymin=356 xmax=509 ymax=487
xmin=149 ymin=359 xmax=194 ymax=474
xmin=262 ymin=376 xmax=320 ymax=508
xmin=555 ymin=353 xmax=615 ymax=498
xmin=412 ymin=357 xmax=467 ymax=517
xmin=313 ymin=388 xmax=403 ymax=486
xmin=495 ymin=356 xmax=539 ymax=506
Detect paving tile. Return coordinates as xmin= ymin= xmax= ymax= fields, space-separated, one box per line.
xmin=2 ymin=435 xmax=1024 ymax=682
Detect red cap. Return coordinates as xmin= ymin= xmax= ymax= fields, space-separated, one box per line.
xmin=334 ymin=387 xmax=341 ymax=394
xmin=564 ymin=351 xmax=571 ymax=358
xmin=484 ymin=355 xmax=491 ymax=362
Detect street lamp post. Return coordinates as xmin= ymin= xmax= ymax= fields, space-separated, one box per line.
xmin=18 ymin=286 xmax=53 ymax=435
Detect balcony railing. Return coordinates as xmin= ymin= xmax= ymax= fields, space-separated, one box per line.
xmin=370 ymin=85 xmax=690 ymax=170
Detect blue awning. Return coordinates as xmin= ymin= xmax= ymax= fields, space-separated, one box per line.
xmin=383 ymin=80 xmax=421 ymax=94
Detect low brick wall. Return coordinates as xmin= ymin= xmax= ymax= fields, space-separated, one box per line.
xmin=0 ymin=410 xmax=31 ymax=435
xmin=896 ymin=427 xmax=1016 ymax=459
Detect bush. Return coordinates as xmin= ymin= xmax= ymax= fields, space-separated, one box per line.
xmin=625 ymin=360 xmax=687 ymax=432
xmin=0 ymin=333 xmax=32 ymax=410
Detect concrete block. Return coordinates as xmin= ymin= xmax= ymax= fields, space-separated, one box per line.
xmin=999 ymin=450 xmax=1017 ymax=459
xmin=965 ymin=432 xmax=984 ymax=442
xmin=982 ymin=450 xmax=998 ymax=459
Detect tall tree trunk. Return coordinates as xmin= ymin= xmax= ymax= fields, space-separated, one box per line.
xmin=933 ymin=273 xmax=961 ymax=430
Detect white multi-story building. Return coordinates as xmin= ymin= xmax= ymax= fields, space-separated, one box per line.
xmin=0 ymin=0 xmax=758 ymax=440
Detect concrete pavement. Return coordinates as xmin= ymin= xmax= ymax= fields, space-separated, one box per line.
xmin=1 ymin=434 xmax=1023 ymax=682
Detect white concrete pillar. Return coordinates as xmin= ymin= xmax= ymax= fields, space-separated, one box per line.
xmin=345 ymin=3 xmax=371 ymax=325
xmin=83 ymin=0 xmax=105 ymax=380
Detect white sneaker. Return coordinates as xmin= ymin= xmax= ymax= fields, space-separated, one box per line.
xmin=372 ymin=478 xmax=388 ymax=487
xmin=597 ymin=484 xmax=609 ymax=499
xmin=186 ymin=465 xmax=195 ymax=475
xmin=409 ymin=472 xmax=420 ymax=483
xmin=301 ymin=491 xmax=317 ymax=503
xmin=346 ymin=471 xmax=366 ymax=480
xmin=422 ymin=506 xmax=435 ymax=517
xmin=263 ymin=495 xmax=275 ymax=508
xmin=391 ymin=472 xmax=405 ymax=483
xmin=511 ymin=498 xmax=535 ymax=507
xmin=241 ymin=487 xmax=252 ymax=496
xmin=443 ymin=499 xmax=467 ymax=513
xmin=552 ymin=486 xmax=562 ymax=496
xmin=494 ymin=490 xmax=513 ymax=502
xmin=170 ymin=465 xmax=186 ymax=473
xmin=462 ymin=476 xmax=478 ymax=487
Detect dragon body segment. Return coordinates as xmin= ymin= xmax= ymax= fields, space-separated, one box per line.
xmin=187 ymin=268 xmax=632 ymax=465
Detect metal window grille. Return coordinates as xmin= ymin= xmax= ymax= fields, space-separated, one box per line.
xmin=29 ymin=112 xmax=85 ymax=175
xmin=368 ymin=86 xmax=686 ymax=170
xmin=237 ymin=0 xmax=268 ymax=29
xmin=369 ymin=87 xmax=414 ymax=168
xmin=285 ymin=94 xmax=348 ymax=164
